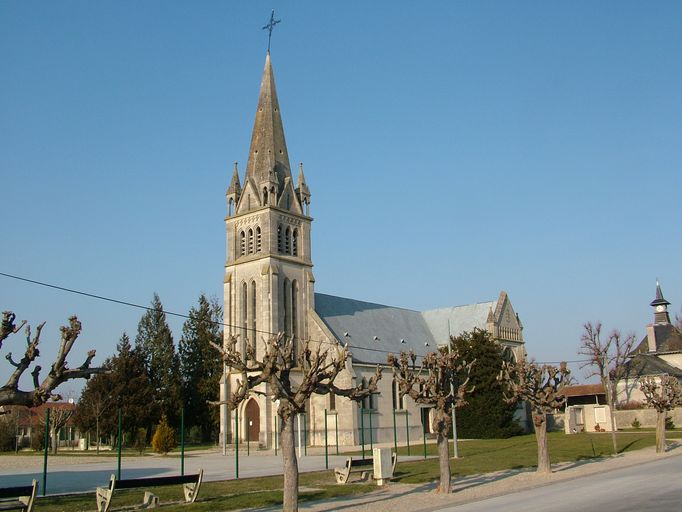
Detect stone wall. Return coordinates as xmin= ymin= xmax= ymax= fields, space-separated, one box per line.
xmin=615 ymin=407 xmax=682 ymax=429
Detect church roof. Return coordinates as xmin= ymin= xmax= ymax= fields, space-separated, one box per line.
xmin=650 ymin=280 xmax=671 ymax=307
xmin=314 ymin=293 xmax=504 ymax=365
xmin=314 ymin=293 xmax=436 ymax=365
xmin=421 ymin=301 xmax=497 ymax=346
xmin=245 ymin=53 xmax=292 ymax=190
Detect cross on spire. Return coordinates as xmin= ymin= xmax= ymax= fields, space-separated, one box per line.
xmin=262 ymin=9 xmax=281 ymax=53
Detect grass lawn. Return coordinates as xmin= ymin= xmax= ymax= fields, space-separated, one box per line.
xmin=27 ymin=431 xmax=680 ymax=511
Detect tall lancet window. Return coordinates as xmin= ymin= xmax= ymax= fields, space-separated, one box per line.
xmin=285 ymin=227 xmax=291 ymax=254
xmin=240 ymin=231 xmax=246 ymax=257
xmin=250 ymin=281 xmax=257 ymax=354
xmin=277 ymin=224 xmax=283 ymax=253
xmin=256 ymin=227 xmax=262 ymax=253
xmin=241 ymin=282 xmax=248 ymax=360
xmin=292 ymin=280 xmax=299 ymax=361
xmin=262 ymin=187 xmax=268 ymax=205
xmin=292 ymin=229 xmax=298 ymax=256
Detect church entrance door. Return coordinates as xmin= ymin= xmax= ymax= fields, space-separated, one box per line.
xmin=244 ymin=399 xmax=260 ymax=442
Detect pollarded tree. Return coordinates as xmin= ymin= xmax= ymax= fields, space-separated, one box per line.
xmin=388 ymin=349 xmax=474 ymax=494
xmin=211 ymin=333 xmax=381 ymax=512
xmin=179 ymin=295 xmax=223 ymax=441
xmin=579 ymin=322 xmax=636 ymax=454
xmin=0 ymin=312 xmax=104 ymax=408
xmin=639 ymin=375 xmax=682 ymax=453
xmin=451 ymin=329 xmax=520 ymax=438
xmin=135 ymin=295 xmax=181 ymax=425
xmin=499 ymin=360 xmax=569 ymax=474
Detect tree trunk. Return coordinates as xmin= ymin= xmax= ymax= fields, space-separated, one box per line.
xmin=656 ymin=410 xmax=666 ymax=453
xmin=603 ymin=377 xmax=618 ymax=454
xmin=280 ymin=413 xmax=299 ymax=512
xmin=96 ymin=418 xmax=100 ymax=454
xmin=436 ymin=430 xmax=451 ymax=493
xmin=533 ymin=413 xmax=551 ymax=474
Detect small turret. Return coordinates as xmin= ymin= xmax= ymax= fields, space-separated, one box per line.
xmin=650 ymin=280 xmax=671 ymax=325
xmin=296 ymin=162 xmax=311 ymax=215
xmin=226 ymin=162 xmax=241 ymax=216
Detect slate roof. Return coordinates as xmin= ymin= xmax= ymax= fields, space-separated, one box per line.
xmin=622 ymin=353 xmax=682 ymax=379
xmin=314 ymin=293 xmax=436 ymax=365
xmin=421 ymin=301 xmax=496 ymax=345
xmin=559 ymin=384 xmax=605 ymax=398
xmin=314 ymin=293 xmax=500 ymax=365
xmin=632 ymin=324 xmax=682 ymax=354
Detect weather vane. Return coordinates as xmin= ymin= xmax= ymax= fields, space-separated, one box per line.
xmin=262 ymin=9 xmax=281 ymax=53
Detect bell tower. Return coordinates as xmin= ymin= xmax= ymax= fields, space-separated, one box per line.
xmin=223 ymin=52 xmax=314 ymax=360
xmin=650 ymin=280 xmax=671 ymax=325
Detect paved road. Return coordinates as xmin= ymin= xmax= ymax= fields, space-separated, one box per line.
xmin=432 ymin=454 xmax=682 ymax=512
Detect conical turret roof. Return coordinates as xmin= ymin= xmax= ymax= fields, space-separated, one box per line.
xmin=245 ymin=53 xmax=292 ymax=190
xmin=650 ymin=280 xmax=671 ymax=307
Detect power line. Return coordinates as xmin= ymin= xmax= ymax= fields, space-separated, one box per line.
xmin=0 ymin=271 xmax=427 ymax=359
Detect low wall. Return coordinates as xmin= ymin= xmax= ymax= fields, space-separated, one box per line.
xmin=615 ymin=407 xmax=682 ymax=429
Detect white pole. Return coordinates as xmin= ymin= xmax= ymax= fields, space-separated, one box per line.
xmin=448 ymin=320 xmax=459 ymax=458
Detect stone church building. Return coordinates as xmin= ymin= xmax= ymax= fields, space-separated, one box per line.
xmin=219 ymin=53 xmax=525 ymax=448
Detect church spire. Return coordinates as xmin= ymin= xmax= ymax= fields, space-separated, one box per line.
xmin=245 ymin=53 xmax=292 ymax=196
xmin=226 ymin=162 xmax=241 ymax=216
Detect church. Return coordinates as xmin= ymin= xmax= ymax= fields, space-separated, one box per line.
xmin=219 ymin=52 xmax=526 ymax=448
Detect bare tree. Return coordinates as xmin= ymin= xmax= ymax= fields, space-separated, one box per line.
xmin=639 ymin=375 xmax=682 ymax=453
xmin=43 ymin=407 xmax=73 ymax=455
xmin=499 ymin=360 xmax=569 ymax=474
xmin=387 ymin=349 xmax=474 ymax=493
xmin=211 ymin=333 xmax=381 ymax=512
xmin=1 ymin=311 xmax=105 ymax=408
xmin=579 ymin=322 xmax=636 ymax=453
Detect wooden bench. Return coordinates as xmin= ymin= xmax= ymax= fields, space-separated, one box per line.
xmin=96 ymin=470 xmax=203 ymax=512
xmin=0 ymin=480 xmax=37 ymax=512
xmin=334 ymin=454 xmax=397 ymax=484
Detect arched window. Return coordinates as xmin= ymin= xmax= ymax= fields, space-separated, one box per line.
xmin=241 ymin=282 xmax=248 ymax=359
xmin=285 ymin=227 xmax=291 ymax=255
xmin=277 ymin=225 xmax=283 ymax=253
xmin=292 ymin=280 xmax=298 ymax=341
xmin=256 ymin=227 xmax=262 ymax=253
xmin=250 ymin=281 xmax=257 ymax=354
xmin=292 ymin=229 xmax=298 ymax=256
xmin=248 ymin=229 xmax=254 ymax=254
xmin=228 ymin=198 xmax=234 ymax=216
xmin=282 ymin=279 xmax=290 ymax=338
xmin=262 ymin=187 xmax=268 ymax=205
xmin=286 ymin=194 xmax=290 ymax=209
xmin=361 ymin=378 xmax=370 ymax=410
xmin=240 ymin=231 xmax=246 ymax=256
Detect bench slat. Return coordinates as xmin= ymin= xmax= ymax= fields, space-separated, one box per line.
xmin=115 ymin=474 xmax=199 ymax=490
xmin=0 ymin=488 xmax=33 ymax=500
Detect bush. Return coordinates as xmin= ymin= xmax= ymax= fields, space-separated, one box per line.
xmin=31 ymin=424 xmax=46 ymax=451
xmin=0 ymin=418 xmax=15 ymax=452
xmin=617 ymin=400 xmax=645 ymax=410
xmin=133 ymin=428 xmax=147 ymax=454
xmin=151 ymin=415 xmax=176 ymax=454
xmin=665 ymin=416 xmax=675 ymax=430
xmin=188 ymin=425 xmax=202 ymax=445
xmin=631 ymin=418 xmax=641 ymax=429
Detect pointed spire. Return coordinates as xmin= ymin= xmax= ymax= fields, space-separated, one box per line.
xmin=227 ymin=162 xmax=242 ymax=196
xmin=245 ymin=53 xmax=292 ymax=194
xmin=650 ymin=279 xmax=671 ymax=307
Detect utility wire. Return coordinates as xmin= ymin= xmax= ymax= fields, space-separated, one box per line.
xmin=0 ymin=271 xmax=429 ymax=358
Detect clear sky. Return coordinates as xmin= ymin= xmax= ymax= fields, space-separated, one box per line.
xmin=1 ymin=1 xmax=681 ymax=395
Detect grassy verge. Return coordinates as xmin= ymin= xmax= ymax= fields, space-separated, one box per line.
xmin=28 ymin=431 xmax=680 ymax=511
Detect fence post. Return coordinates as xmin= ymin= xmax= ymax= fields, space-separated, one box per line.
xmin=117 ymin=408 xmax=122 ymax=480
xmin=304 ymin=414 xmax=307 ymax=456
xmin=360 ymin=406 xmax=365 ymax=458
xmin=335 ymin=413 xmax=339 ymax=456
xmin=234 ymin=408 xmax=239 ymax=479
xmin=392 ymin=408 xmax=397 ymax=454
xmin=324 ymin=409 xmax=329 ymax=470
xmin=405 ymin=411 xmax=410 ymax=456
xmin=42 ymin=408 xmax=50 ymax=496
xmin=369 ymin=409 xmax=374 ymax=452
xmin=180 ymin=406 xmax=185 ymax=476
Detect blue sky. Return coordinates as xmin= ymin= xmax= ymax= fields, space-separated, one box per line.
xmin=1 ymin=1 xmax=681 ymax=395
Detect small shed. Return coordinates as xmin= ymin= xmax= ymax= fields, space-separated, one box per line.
xmin=561 ymin=384 xmax=615 ymax=434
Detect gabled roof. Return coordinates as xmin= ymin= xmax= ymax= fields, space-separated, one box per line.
xmin=622 ymin=353 xmax=682 ymax=379
xmin=559 ymin=384 xmax=605 ymax=398
xmin=421 ymin=301 xmax=496 ymax=345
xmin=633 ymin=324 xmax=682 ymax=354
xmin=314 ymin=293 xmax=436 ymax=365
